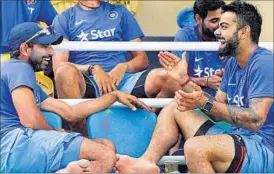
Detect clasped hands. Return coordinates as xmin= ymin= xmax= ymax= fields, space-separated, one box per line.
xmin=92 ymin=63 xmax=127 ymax=96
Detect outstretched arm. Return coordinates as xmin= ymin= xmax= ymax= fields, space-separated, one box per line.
xmin=41 ymin=91 xmax=151 ymax=123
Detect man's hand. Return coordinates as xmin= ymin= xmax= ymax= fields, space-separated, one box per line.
xmin=92 ymin=65 xmax=117 ymax=96
xmin=159 ymin=52 xmax=189 ymax=84
xmin=114 ymin=91 xmax=151 ymax=112
xmin=175 ymin=82 xmax=208 ymax=111
xmin=109 ymin=63 xmax=128 ymax=87
xmin=207 ymin=69 xmax=224 ymax=90
xmin=158 ymin=51 xmax=180 ymax=71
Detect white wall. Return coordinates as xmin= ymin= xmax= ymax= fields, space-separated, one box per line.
xmin=135 ymin=1 xmax=273 ymax=42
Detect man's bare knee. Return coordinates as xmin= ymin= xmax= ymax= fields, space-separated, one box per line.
xmin=184 ymin=137 xmax=207 ymax=162
xmin=93 ymin=139 xmax=116 ymax=152
xmin=55 ymin=63 xmax=79 ymax=82
xmin=80 ymin=138 xmax=116 ymax=172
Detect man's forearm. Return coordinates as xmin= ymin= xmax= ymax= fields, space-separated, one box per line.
xmin=71 ymin=91 xmax=119 ymax=121
xmin=208 ymin=99 xmax=264 ymax=131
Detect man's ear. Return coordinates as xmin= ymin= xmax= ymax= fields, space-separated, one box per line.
xmin=195 ymin=14 xmax=202 ymax=25
xmin=239 ymin=25 xmax=251 ymax=40
xmin=19 ymin=43 xmax=31 ymax=57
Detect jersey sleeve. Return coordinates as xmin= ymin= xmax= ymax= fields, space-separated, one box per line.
xmin=8 ymin=63 xmax=36 ymax=93
xmin=120 ymin=6 xmax=144 ymax=41
xmin=38 ymin=0 xmax=58 ymax=25
xmin=52 ymin=13 xmax=70 ymax=40
xmin=248 ymin=55 xmax=274 ymax=99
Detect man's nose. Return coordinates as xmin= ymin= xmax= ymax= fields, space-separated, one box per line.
xmin=214 ymin=27 xmax=221 ymax=37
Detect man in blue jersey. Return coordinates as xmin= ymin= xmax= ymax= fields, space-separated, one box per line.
xmin=116 ymin=1 xmax=273 ymax=173
xmin=0 ymin=0 xmax=57 ymax=54
xmin=52 ymin=0 xmax=183 ymax=101
xmin=1 ymin=22 xmax=150 ymax=173
xmin=159 ymin=0 xmax=226 ymax=97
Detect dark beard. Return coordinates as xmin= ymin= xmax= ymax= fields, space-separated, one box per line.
xmin=28 ymin=49 xmax=51 ymax=72
xmin=202 ymin=23 xmax=216 ymax=39
xmin=218 ymin=32 xmax=240 ymax=57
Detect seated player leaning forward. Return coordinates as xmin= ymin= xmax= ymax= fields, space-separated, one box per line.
xmin=160 ymin=0 xmax=227 ymax=97
xmin=0 ymin=22 xmax=151 ymax=173
xmin=116 ymin=1 xmax=273 ymax=173
xmin=52 ymin=0 xmax=185 ymax=100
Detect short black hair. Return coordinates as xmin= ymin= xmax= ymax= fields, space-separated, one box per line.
xmin=193 ymin=0 xmax=225 ymax=20
xmin=222 ymin=0 xmax=262 ymax=44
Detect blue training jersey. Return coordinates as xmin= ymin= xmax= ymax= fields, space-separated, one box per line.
xmin=0 ymin=0 xmax=57 ymax=53
xmin=172 ymin=24 xmax=227 ymax=96
xmin=0 ymin=59 xmax=48 ymax=136
xmin=53 ymin=1 xmax=144 ymax=72
xmin=220 ymin=47 xmax=274 ymax=152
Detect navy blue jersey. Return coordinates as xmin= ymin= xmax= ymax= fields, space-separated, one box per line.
xmin=220 ymin=47 xmax=274 ymax=152
xmin=172 ymin=24 xmax=227 ymax=96
xmin=53 ymin=1 xmax=144 ymax=72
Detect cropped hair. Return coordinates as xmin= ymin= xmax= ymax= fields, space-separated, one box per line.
xmin=193 ymin=0 xmax=225 ymax=20
xmin=222 ymin=0 xmax=262 ymax=44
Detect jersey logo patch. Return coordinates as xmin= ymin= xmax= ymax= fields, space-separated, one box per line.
xmin=28 ymin=7 xmax=35 ymax=15
xmin=195 ymin=57 xmax=204 ymax=62
xmin=108 ymin=11 xmax=118 ymax=19
xmin=75 ymin=20 xmax=86 ymax=26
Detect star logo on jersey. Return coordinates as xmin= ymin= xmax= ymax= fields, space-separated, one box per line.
xmin=75 ymin=20 xmax=86 ymax=26
xmin=195 ymin=57 xmax=204 ymax=62
xmin=194 ymin=65 xmax=203 ymax=77
xmin=77 ymin=30 xmax=89 ymax=41
xmin=108 ymin=11 xmax=118 ymax=19
xmin=28 ymin=7 xmax=35 ymax=15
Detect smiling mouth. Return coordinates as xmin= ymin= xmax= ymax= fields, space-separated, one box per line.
xmin=218 ymin=38 xmax=226 ymax=45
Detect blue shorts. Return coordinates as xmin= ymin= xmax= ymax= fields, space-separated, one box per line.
xmin=205 ymin=124 xmax=273 ymax=172
xmin=1 ymin=127 xmax=83 ymax=173
xmin=85 ymin=71 xmax=146 ymax=97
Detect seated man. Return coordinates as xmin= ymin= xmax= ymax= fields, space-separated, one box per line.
xmin=1 ymin=22 xmax=150 ymax=173
xmin=159 ymin=0 xmax=226 ymax=97
xmin=116 ymin=1 xmax=273 ymax=173
xmin=52 ymin=0 xmax=182 ymax=100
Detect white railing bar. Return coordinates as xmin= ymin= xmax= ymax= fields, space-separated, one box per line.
xmin=53 ymin=41 xmax=273 ymax=52
xmin=158 ymin=156 xmax=186 ymax=165
xmin=60 ymin=98 xmax=174 ymax=108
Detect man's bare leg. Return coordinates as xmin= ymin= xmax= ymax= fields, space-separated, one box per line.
xmin=184 ymin=134 xmax=235 ymax=173
xmin=116 ymin=102 xmax=208 ymax=173
xmin=55 ymin=63 xmax=86 ymax=99
xmin=78 ymin=138 xmax=117 ymax=172
xmin=56 ymin=161 xmax=91 ymax=173
xmin=55 ymin=63 xmax=87 ymax=135
xmin=144 ymin=68 xmax=181 ymax=98
xmin=57 ymin=138 xmax=116 ymax=173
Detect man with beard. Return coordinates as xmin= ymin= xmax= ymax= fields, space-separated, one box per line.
xmin=116 ymin=1 xmax=273 ymax=173
xmin=160 ymin=0 xmax=226 ymax=97
xmin=1 ymin=22 xmax=151 ymax=173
